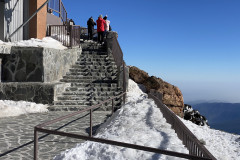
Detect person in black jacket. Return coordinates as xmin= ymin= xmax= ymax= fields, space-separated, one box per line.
xmin=87 ymin=16 xmax=96 ymax=40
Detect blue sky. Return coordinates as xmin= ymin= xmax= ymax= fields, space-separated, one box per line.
xmin=62 ymin=0 xmax=240 ymax=103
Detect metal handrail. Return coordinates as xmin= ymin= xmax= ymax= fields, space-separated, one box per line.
xmin=47 ymin=0 xmax=67 ymax=23
xmin=148 ymin=90 xmax=217 ymax=160
xmin=7 ymin=0 xmax=50 ymax=42
xmin=34 ymin=92 xmax=126 ymax=160
xmin=33 ymin=91 xmax=214 ymax=160
xmin=105 ymin=33 xmax=127 ymax=95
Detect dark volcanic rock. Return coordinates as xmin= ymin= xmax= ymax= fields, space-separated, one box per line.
xmin=183 ymin=104 xmax=209 ymax=126
xmin=129 ymin=66 xmax=184 ymax=117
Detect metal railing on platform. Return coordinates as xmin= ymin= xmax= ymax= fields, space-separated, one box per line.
xmin=48 ymin=25 xmax=81 ymax=47
xmin=148 ymin=89 xmax=217 ymax=160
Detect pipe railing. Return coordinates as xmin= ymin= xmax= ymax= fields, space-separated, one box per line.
xmin=148 ymin=89 xmax=217 ymax=160
xmin=105 ymin=32 xmax=127 ymax=96
xmin=33 ymin=91 xmax=215 ymax=160
xmin=34 ymin=92 xmax=126 ymax=160
xmin=47 ymin=0 xmax=67 ymax=23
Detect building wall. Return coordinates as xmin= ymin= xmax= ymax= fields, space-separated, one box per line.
xmin=23 ymin=0 xmax=29 ymax=40
xmin=4 ymin=0 xmax=23 ymax=42
xmin=29 ymin=0 xmax=47 ymax=39
xmin=1 ymin=46 xmax=81 ymax=82
xmin=0 ymin=1 xmax=4 ymax=41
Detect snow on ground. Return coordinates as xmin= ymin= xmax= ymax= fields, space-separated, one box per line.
xmin=0 ymin=100 xmax=48 ymax=118
xmin=0 ymin=37 xmax=67 ymax=50
xmin=54 ymin=79 xmax=189 ymax=160
xmin=181 ymin=118 xmax=240 ymax=160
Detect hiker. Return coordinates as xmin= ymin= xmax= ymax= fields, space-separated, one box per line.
xmin=87 ymin=16 xmax=96 ymax=40
xmin=96 ymin=15 xmax=106 ymax=43
xmin=103 ymin=15 xmax=110 ymax=37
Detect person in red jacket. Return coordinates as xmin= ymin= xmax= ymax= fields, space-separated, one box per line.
xmin=96 ymin=15 xmax=106 ymax=43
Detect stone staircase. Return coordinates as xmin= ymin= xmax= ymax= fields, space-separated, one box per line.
xmin=48 ymin=41 xmax=123 ymax=111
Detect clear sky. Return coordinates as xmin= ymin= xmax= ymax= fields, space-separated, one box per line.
xmin=62 ymin=0 xmax=240 ymax=103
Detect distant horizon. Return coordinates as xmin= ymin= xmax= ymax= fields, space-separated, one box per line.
xmin=184 ymin=99 xmax=240 ymax=105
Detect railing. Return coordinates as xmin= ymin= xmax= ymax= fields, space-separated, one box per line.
xmin=47 ymin=0 xmax=67 ymax=23
xmin=34 ymin=92 xmax=126 ymax=160
xmin=33 ymin=91 xmax=214 ymax=160
xmin=48 ymin=25 xmax=81 ymax=47
xmin=148 ymin=89 xmax=217 ymax=160
xmin=105 ymin=32 xmax=127 ymax=94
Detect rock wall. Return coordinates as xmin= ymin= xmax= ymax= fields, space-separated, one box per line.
xmin=129 ymin=66 xmax=184 ymax=117
xmin=1 ymin=46 xmax=81 ymax=82
xmin=0 ymin=82 xmax=71 ymax=104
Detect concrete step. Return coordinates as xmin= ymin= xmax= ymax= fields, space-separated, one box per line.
xmin=62 ymin=75 xmax=117 ymax=80
xmin=81 ymin=51 xmax=107 ymax=55
xmin=48 ymin=104 xmax=115 ymax=111
xmin=70 ymin=82 xmax=118 ymax=88
xmin=54 ymin=98 xmax=122 ymax=106
xmin=79 ymin=54 xmax=109 ymax=59
xmin=65 ymin=86 xmax=121 ymax=92
xmin=69 ymin=66 xmax=117 ymax=71
xmin=60 ymin=79 xmax=118 ymax=83
xmin=48 ymin=105 xmax=89 ymax=111
xmin=78 ymin=57 xmax=114 ymax=62
xmin=71 ymin=64 xmax=117 ymax=69
xmin=75 ymin=61 xmax=115 ymax=66
xmin=66 ymin=72 xmax=118 ymax=77
xmin=61 ymin=91 xmax=121 ymax=97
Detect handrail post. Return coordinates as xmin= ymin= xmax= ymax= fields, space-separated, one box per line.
xmin=49 ymin=25 xmax=52 ymax=36
xmin=112 ymin=99 xmax=114 ymax=115
xmin=89 ymin=109 xmax=92 ymax=137
xmin=70 ymin=25 xmax=73 ymax=48
xmin=59 ymin=0 xmax=61 ymax=18
xmin=34 ymin=128 xmax=38 ymax=160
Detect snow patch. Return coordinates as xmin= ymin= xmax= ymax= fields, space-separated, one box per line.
xmin=180 ymin=117 xmax=240 ymax=160
xmin=54 ymin=79 xmax=188 ymax=160
xmin=0 ymin=37 xmax=67 ymax=50
xmin=0 ymin=100 xmax=48 ymax=118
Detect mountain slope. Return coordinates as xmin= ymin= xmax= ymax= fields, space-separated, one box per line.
xmin=193 ymin=103 xmax=240 ymax=134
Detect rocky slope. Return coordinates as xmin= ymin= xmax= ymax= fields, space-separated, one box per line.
xmin=129 ymin=66 xmax=184 ymax=117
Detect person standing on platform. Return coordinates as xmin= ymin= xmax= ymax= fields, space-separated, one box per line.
xmin=103 ymin=15 xmax=110 ymax=37
xmin=96 ymin=15 xmax=106 ymax=44
xmin=87 ymin=16 xmax=96 ymax=40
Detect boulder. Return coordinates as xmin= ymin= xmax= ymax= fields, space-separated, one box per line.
xmin=183 ymin=104 xmax=209 ymax=126
xmin=129 ymin=66 xmax=184 ymax=117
